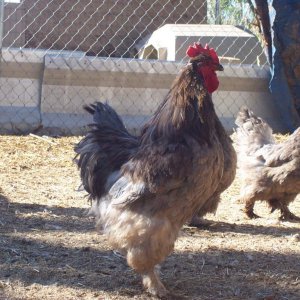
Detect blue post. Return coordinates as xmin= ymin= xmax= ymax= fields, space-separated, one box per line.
xmin=269 ymin=0 xmax=300 ymax=131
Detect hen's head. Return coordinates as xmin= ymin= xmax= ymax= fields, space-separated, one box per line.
xmin=186 ymin=43 xmax=223 ymax=93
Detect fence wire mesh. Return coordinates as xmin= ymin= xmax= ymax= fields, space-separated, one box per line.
xmin=0 ymin=0 xmax=270 ymax=135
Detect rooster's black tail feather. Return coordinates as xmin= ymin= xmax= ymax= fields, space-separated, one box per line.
xmin=75 ymin=102 xmax=138 ymax=200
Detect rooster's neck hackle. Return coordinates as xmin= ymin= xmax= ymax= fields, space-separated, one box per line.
xmin=140 ymin=64 xmax=217 ymax=145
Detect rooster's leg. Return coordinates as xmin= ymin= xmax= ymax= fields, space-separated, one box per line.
xmin=244 ymin=200 xmax=260 ymax=219
xmin=125 ymin=218 xmax=177 ymax=298
xmin=142 ymin=266 xmax=169 ymax=298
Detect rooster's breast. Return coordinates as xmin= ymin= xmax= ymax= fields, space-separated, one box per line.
xmin=162 ymin=136 xmax=225 ymax=226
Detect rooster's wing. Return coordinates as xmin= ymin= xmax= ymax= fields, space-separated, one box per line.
xmin=109 ymin=137 xmax=213 ymax=208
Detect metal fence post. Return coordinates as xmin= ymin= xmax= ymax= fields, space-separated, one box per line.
xmin=0 ymin=0 xmax=4 ymax=70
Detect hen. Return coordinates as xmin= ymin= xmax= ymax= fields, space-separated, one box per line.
xmin=75 ymin=43 xmax=236 ymax=297
xmin=235 ymin=107 xmax=300 ymax=220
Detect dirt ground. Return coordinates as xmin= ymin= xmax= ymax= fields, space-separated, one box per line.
xmin=0 ymin=134 xmax=299 ymax=300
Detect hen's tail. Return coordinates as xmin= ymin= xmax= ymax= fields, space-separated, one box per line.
xmin=75 ymin=102 xmax=138 ymax=200
xmin=235 ymin=107 xmax=275 ymax=156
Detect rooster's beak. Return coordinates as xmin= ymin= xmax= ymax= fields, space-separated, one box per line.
xmin=215 ymin=64 xmax=224 ymax=71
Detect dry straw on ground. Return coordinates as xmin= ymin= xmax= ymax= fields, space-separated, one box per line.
xmin=0 ymin=134 xmax=299 ymax=300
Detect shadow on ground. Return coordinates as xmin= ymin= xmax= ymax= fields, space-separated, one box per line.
xmin=0 ymin=200 xmax=93 ymax=233
xmin=0 ymin=234 xmax=299 ymax=299
xmin=0 ymin=197 xmax=299 ymax=299
xmin=184 ymin=219 xmax=300 ymax=238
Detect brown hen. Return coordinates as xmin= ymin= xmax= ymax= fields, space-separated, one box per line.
xmin=235 ymin=107 xmax=300 ymax=220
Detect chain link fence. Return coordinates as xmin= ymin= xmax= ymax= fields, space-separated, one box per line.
xmin=1 ymin=0 xmax=282 ymax=135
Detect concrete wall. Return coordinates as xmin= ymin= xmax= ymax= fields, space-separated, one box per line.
xmin=3 ymin=0 xmax=207 ymax=57
xmin=0 ymin=48 xmax=285 ymax=135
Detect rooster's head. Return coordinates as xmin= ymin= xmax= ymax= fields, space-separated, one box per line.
xmin=186 ymin=43 xmax=223 ymax=93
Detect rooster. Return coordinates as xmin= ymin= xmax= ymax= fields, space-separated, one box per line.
xmin=75 ymin=43 xmax=236 ymax=298
xmin=235 ymin=107 xmax=300 ymax=220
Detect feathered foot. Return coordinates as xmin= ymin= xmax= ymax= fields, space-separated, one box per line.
xmin=143 ymin=267 xmax=186 ymax=299
xmin=279 ymin=209 xmax=300 ymax=222
xmin=244 ymin=201 xmax=260 ymax=219
xmin=245 ymin=210 xmax=260 ymax=219
xmin=143 ymin=267 xmax=169 ymax=299
xmin=188 ymin=215 xmax=213 ymax=228
xmin=269 ymin=199 xmax=300 ymax=221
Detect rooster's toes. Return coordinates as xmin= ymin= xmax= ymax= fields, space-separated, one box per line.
xmin=146 ymin=286 xmax=169 ymax=299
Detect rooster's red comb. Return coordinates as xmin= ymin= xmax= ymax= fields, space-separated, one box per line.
xmin=186 ymin=43 xmax=219 ymax=64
